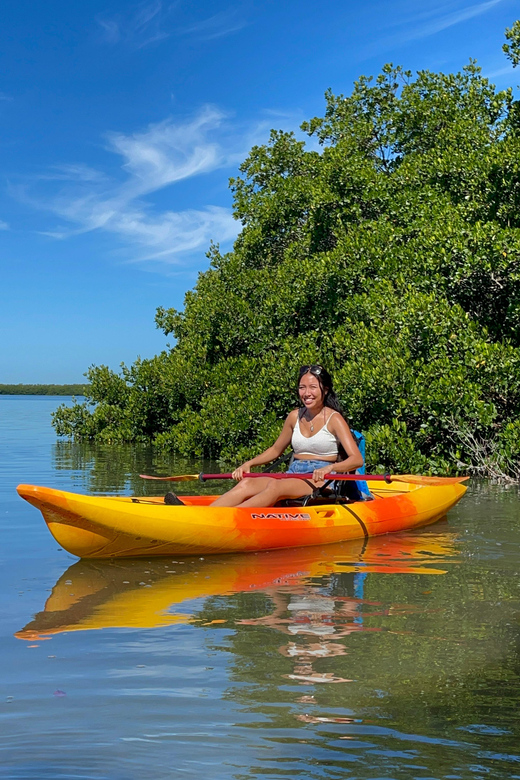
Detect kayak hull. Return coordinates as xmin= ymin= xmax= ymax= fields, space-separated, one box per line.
xmin=16 ymin=479 xmax=467 ymax=559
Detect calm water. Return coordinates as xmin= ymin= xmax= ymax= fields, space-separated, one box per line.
xmin=1 ymin=396 xmax=519 ymax=780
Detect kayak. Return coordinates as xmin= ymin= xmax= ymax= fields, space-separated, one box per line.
xmin=16 ymin=478 xmax=467 ymax=559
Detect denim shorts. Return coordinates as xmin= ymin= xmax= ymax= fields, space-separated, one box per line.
xmin=287 ymin=459 xmax=335 ymax=474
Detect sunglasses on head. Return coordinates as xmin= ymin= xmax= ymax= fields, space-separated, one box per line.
xmin=299 ymin=364 xmax=323 ymax=376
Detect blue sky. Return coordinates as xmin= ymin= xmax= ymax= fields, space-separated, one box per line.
xmin=0 ymin=0 xmax=518 ymax=383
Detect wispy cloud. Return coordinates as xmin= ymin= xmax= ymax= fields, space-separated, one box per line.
xmin=15 ymin=107 xmax=253 ymax=265
xmin=38 ymin=164 xmax=109 ymax=184
xmin=178 ymin=9 xmax=247 ymax=41
xmin=96 ymin=0 xmax=172 ymax=49
xmin=0 ymin=219 xmax=9 ymax=230
xmin=109 ymin=205 xmax=237 ymax=261
xmin=402 ymin=0 xmax=504 ymax=41
xmin=484 ymin=63 xmax=516 ymax=79
xmin=364 ymin=0 xmax=506 ymax=56
xmin=96 ymin=1 xmax=246 ymax=49
xmin=108 ymin=109 xmax=226 ymax=195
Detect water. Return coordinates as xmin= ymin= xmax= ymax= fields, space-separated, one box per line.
xmin=1 ymin=395 xmax=519 ymax=780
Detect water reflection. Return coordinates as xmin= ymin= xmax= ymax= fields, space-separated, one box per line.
xmin=16 ymin=529 xmax=458 ymax=642
xmin=52 ymin=440 xmax=224 ymax=496
xmin=242 ymin=580 xmax=385 ymax=686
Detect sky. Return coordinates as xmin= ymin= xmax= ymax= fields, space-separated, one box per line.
xmin=0 ymin=0 xmax=518 ymax=383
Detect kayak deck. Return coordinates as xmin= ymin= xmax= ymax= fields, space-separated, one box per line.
xmin=16 ymin=479 xmax=468 ymax=559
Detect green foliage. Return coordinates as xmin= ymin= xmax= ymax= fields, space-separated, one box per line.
xmin=503 ymin=20 xmax=520 ymax=67
xmin=0 ymin=384 xmax=88 ymax=395
xmin=53 ymin=30 xmax=520 ymax=477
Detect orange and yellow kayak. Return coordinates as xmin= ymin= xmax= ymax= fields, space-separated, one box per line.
xmin=16 ymin=478 xmax=467 ymax=559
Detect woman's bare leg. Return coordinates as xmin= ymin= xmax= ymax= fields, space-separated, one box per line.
xmin=237 ymin=478 xmax=314 ymax=508
xmin=211 ymin=477 xmax=275 ymax=507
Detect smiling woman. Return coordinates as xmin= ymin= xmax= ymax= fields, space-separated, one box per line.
xmin=201 ymin=365 xmax=364 ymax=508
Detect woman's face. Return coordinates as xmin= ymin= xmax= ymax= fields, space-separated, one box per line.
xmin=298 ymin=372 xmax=326 ymax=411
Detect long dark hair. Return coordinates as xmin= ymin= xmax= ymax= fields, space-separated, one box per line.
xmin=298 ymin=365 xmax=343 ymax=413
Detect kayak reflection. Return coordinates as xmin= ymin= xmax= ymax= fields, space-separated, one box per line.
xmin=16 ymin=529 xmax=459 ymax=641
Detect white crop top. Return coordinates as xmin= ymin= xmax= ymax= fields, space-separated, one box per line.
xmin=291 ymin=411 xmax=339 ymax=458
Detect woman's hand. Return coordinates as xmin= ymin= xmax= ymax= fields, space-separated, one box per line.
xmin=232 ymin=462 xmax=252 ymax=480
xmin=312 ymin=466 xmax=334 ymax=485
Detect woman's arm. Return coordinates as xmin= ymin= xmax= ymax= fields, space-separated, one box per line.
xmin=232 ymin=411 xmax=297 ymax=480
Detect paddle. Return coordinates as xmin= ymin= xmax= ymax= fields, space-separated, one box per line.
xmin=139 ymin=472 xmax=469 ymax=486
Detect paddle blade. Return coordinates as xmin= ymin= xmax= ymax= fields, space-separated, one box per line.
xmin=139 ymin=473 xmax=200 ymax=482
xmin=392 ymin=475 xmax=470 ymax=486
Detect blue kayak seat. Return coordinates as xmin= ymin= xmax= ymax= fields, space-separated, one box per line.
xmin=333 ymin=430 xmax=371 ymax=502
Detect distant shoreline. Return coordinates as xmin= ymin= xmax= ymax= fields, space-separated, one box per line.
xmin=0 ymin=384 xmax=89 ymax=396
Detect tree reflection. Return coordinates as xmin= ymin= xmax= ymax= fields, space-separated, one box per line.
xmin=52 ymin=439 xmax=220 ymax=496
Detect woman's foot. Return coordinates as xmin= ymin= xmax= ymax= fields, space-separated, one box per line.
xmin=164 ymin=492 xmax=185 ymax=506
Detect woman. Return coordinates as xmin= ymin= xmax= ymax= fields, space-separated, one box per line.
xmin=209 ymin=365 xmax=364 ymax=508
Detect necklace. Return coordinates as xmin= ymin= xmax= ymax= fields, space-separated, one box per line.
xmin=306 ymin=408 xmax=323 ymax=433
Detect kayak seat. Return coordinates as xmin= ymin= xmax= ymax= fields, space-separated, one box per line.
xmin=275 ymin=491 xmax=360 ymax=508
